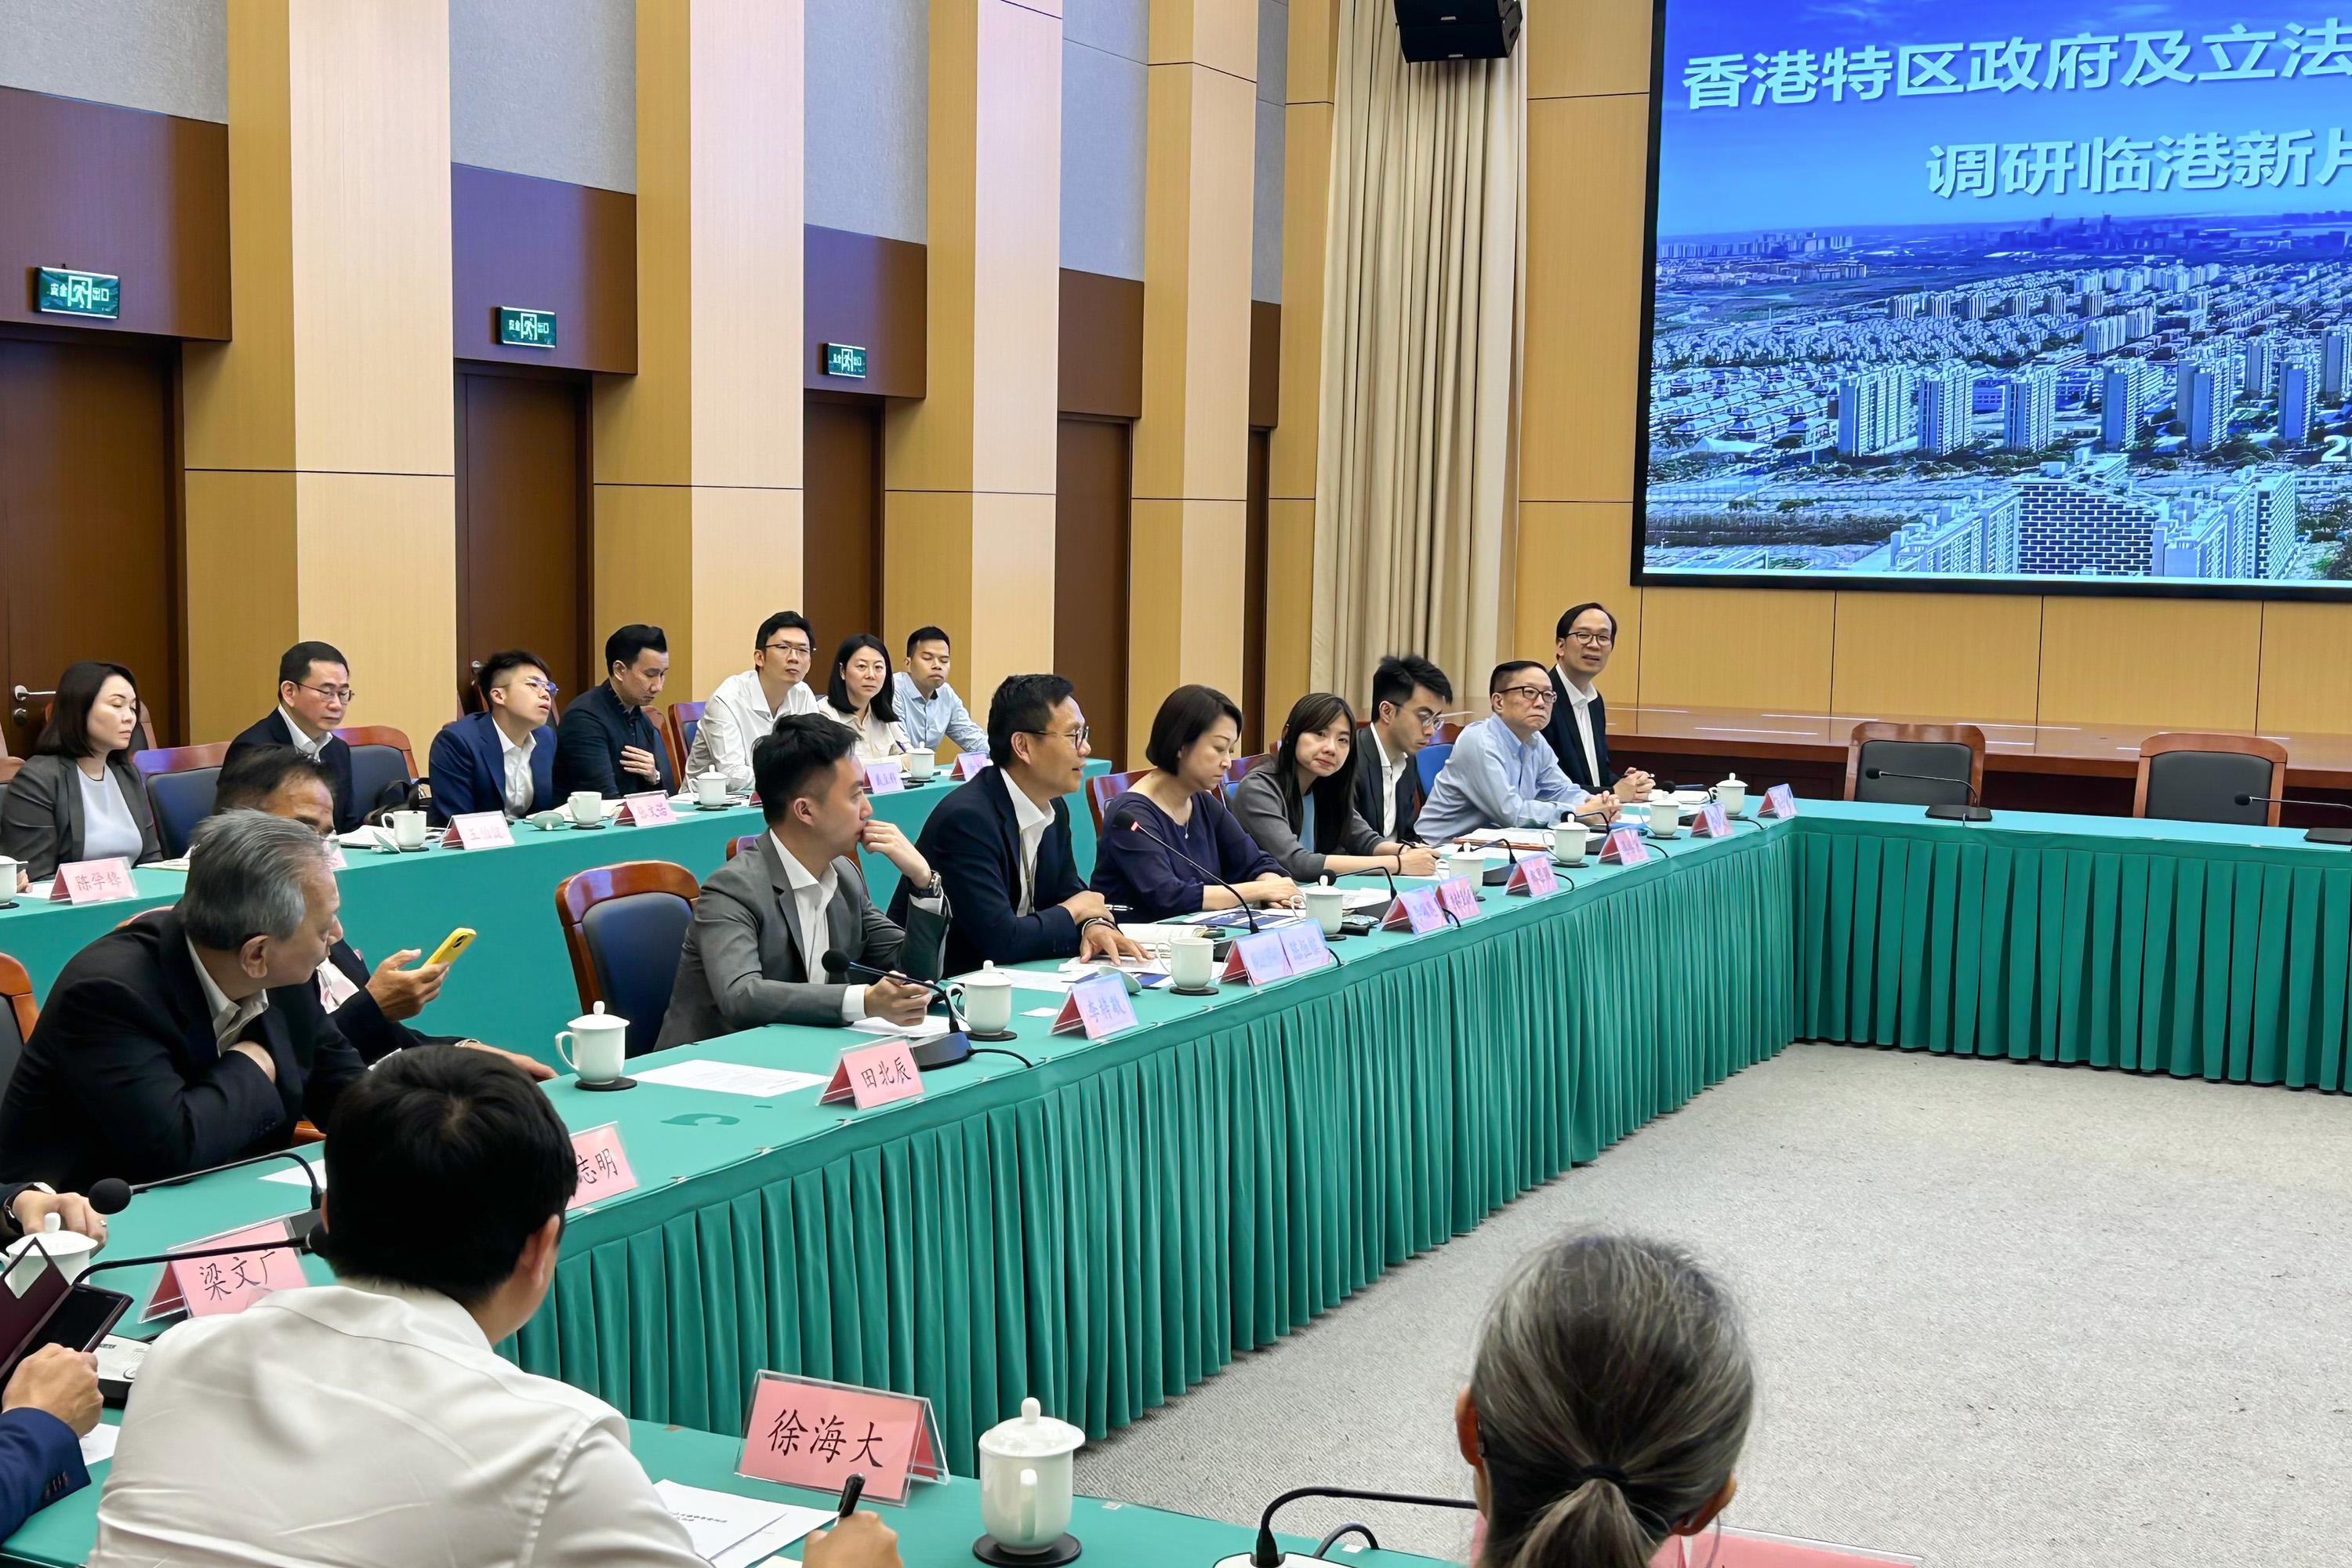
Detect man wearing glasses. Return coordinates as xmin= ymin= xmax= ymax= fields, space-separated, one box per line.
xmin=1417 ymin=662 xmax=1621 ymax=844
xmin=1357 ymin=655 xmax=1453 ymax=844
xmin=895 ymin=673 xmax=1142 ymax=974
xmin=687 ymin=611 xmax=822 ymax=793
xmin=1544 ymin=603 xmax=1655 ymax=802
xmin=227 ymin=641 xmax=364 ymax=832
xmin=425 ymin=651 xmax=561 ymax=822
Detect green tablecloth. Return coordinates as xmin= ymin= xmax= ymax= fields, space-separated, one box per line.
xmin=1792 ymin=800 xmax=2352 ymax=1091
xmin=0 ymin=764 xmax=1108 ymax=1065
xmin=76 ymin=820 xmax=1797 ymax=1475
xmin=1 ymin=1416 xmax=1458 ymax=1567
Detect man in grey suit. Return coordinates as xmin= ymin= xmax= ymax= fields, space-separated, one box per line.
xmin=655 ymin=714 xmax=949 ymax=1050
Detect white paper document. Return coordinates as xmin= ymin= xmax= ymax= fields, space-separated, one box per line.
xmin=653 ymin=1480 xmax=828 ymax=1568
xmin=848 ymin=1014 xmax=949 ymax=1041
xmin=260 ymin=1165 xmax=325 ymax=1189
xmin=1341 ymin=888 xmax=1392 ymax=911
xmin=78 ymin=1426 xmax=120 ymax=1466
xmin=994 ymin=968 xmax=1076 ymax=994
xmin=633 ymin=1060 xmax=829 ymax=1098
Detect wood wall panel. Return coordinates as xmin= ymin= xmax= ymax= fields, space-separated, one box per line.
xmin=1528 ymin=0 xmax=1656 ymax=101
xmin=0 ymin=87 xmax=230 ymax=340
xmin=182 ymin=470 xmax=298 ymax=743
xmin=1515 ymin=502 xmax=1639 ymax=704
xmin=456 ymin=369 xmax=592 ymax=699
xmin=2037 ymin=598 xmax=2262 ymax=731
xmin=1249 ymin=300 xmax=1279 ymax=430
xmin=292 ymin=472 xmax=459 ymax=743
xmin=1829 ymin=593 xmax=2042 ymax=724
xmin=806 ymin=227 xmax=926 ymax=399
xmin=1638 ymin=586 xmax=1832 ymax=713
xmin=452 ymin=165 xmax=637 ymax=374
xmin=804 ymin=397 xmax=884 ymax=641
xmin=2255 ymin=602 xmax=2352 ymax=735
xmin=1058 ymin=270 xmax=1144 ymax=420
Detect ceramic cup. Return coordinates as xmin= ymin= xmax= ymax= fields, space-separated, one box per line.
xmin=907 ymin=752 xmax=938 ymax=782
xmin=695 ymin=774 xmax=730 ymax=808
xmin=568 ymin=791 xmax=604 ymax=827
xmin=556 ymin=1004 xmax=629 ymax=1083
xmin=1303 ymin=883 xmax=1346 ymax=935
xmin=1553 ymin=823 xmax=1588 ymax=866
xmin=1168 ymin=931 xmax=1216 ymax=989
xmin=387 ymin=810 xmax=428 ymax=850
xmin=950 ymin=964 xmax=1014 ymax=1033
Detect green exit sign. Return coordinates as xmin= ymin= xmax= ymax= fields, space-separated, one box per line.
xmin=35 ymin=267 xmax=120 ymax=319
xmin=824 ymin=343 xmax=868 ymax=379
xmin=498 ymin=306 xmax=558 ymax=348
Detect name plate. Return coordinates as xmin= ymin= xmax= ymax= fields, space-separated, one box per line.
xmin=566 ymin=1123 xmax=639 ymax=1209
xmin=1275 ymin=922 xmax=1334 ymax=973
xmin=956 ymin=753 xmax=992 ymax=780
xmin=144 ymin=1218 xmax=305 ymax=1322
xmin=1689 ymin=802 xmax=1731 ymax=838
xmin=863 ymin=761 xmax=906 ymax=795
xmin=737 ymin=1371 xmax=946 ymax=1504
xmin=1439 ymin=876 xmax=1482 ymax=922
xmin=441 ymin=812 xmax=514 ymax=850
xmin=1381 ymin=887 xmax=1447 ymax=934
xmin=1759 ymin=783 xmax=1798 ymax=818
xmin=618 ymin=792 xmax=676 ymax=826
xmin=49 ymin=858 xmax=136 ymax=905
xmin=1051 ymin=971 xmax=1140 ymax=1038
xmin=1597 ymin=829 xmax=1651 ymax=866
xmin=820 ymin=1038 xmax=925 ymax=1107
xmin=1506 ymin=854 xmax=1559 ymax=896
xmin=1221 ymin=927 xmax=1295 ymax=985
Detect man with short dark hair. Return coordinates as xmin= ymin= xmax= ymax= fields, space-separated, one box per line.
xmin=894 ymin=673 xmax=1139 ymax=973
xmin=1417 ymin=662 xmax=1621 ymax=843
xmin=554 ymin=624 xmax=673 ymax=799
xmin=655 ymin=716 xmax=949 ymax=1049
xmin=87 ymin=1048 xmax=896 ymax=1568
xmin=1543 ymin=603 xmax=1653 ymax=802
xmin=428 ymin=650 xmax=561 ymax=820
xmin=1358 ymin=655 xmax=1453 ymax=843
xmin=225 ymin=641 xmax=362 ymax=831
xmin=687 ymin=612 xmax=821 ymax=793
xmin=0 ymin=811 xmax=368 ymax=1192
xmin=891 ymin=626 xmax=989 ymax=758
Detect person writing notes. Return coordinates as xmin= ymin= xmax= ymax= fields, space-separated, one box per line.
xmin=0 ymin=1345 xmax=101 ymax=1541
xmin=554 ymin=624 xmax=673 ymax=799
xmin=891 ymin=626 xmax=989 ymax=759
xmin=897 ymin=673 xmax=1142 ymax=972
xmin=1091 ymin=685 xmax=1296 ymax=922
xmin=688 ymin=611 xmax=821 ymax=793
xmin=225 ymin=641 xmax=366 ymax=831
xmin=1356 ymin=655 xmax=1452 ymax=844
xmin=1230 ymin=693 xmax=1440 ymax=884
xmin=655 ymin=716 xmax=949 ymax=1049
xmin=1417 ymin=662 xmax=1619 ymax=844
xmin=0 ymin=660 xmax=161 ymax=882
xmin=1543 ymin=603 xmax=1653 ymax=803
xmin=426 ymin=649 xmax=560 ymax=821
xmin=817 ymin=633 xmax=913 ymax=764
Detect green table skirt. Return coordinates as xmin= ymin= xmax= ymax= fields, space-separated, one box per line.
xmin=514 ymin=829 xmax=1796 ymax=1469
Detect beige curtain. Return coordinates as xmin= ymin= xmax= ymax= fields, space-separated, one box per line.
xmin=1309 ymin=0 xmax=1524 ymax=706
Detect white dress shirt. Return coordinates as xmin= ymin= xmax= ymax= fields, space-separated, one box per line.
xmin=1007 ymin=775 xmax=1054 ymax=916
xmin=277 ymin=706 xmax=328 ymax=760
xmin=1370 ymin=730 xmax=1409 ymax=840
xmin=816 ymin=700 xmax=913 ymax=764
xmin=88 ymin=1279 xmax=706 ymax=1568
xmin=74 ymin=764 xmax=145 ymax=862
xmin=689 ymin=669 xmax=818 ymax=792
xmin=499 ymin=723 xmax=538 ymax=816
xmin=187 ymin=938 xmax=267 ymax=1048
xmin=1554 ymin=666 xmax=1601 ymax=782
xmin=771 ymin=832 xmax=867 ymax=1022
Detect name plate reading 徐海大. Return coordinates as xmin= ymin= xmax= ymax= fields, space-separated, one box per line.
xmin=36 ymin=267 xmax=120 ymax=319
xmin=823 ymin=343 xmax=869 ymax=379
xmin=498 ymin=306 xmax=558 ymax=349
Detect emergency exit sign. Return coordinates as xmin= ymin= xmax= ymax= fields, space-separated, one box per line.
xmin=823 ymin=343 xmax=868 ymax=379
xmin=498 ymin=307 xmax=557 ymax=348
xmin=35 ymin=268 xmax=119 ymax=319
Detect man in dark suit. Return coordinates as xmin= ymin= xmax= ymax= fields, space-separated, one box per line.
xmin=655 ymin=716 xmax=949 ymax=1051
xmin=893 ymin=673 xmax=1139 ymax=975
xmin=0 ymin=1345 xmax=101 ymax=1539
xmin=1542 ymin=603 xmax=1653 ymax=801
xmin=224 ymin=641 xmax=362 ymax=833
xmin=0 ymin=811 xmax=367 ymax=1193
xmin=1355 ymin=655 xmax=1453 ymax=845
xmin=554 ymin=624 xmax=673 ymax=799
xmin=426 ymin=649 xmax=560 ymax=822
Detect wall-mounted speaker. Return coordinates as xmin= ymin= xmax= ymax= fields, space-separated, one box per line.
xmin=1395 ymin=0 xmax=1521 ymax=62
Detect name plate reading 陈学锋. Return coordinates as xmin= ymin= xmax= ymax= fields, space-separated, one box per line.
xmin=36 ymin=267 xmax=120 ymax=319
xmin=497 ymin=306 xmax=557 ymax=348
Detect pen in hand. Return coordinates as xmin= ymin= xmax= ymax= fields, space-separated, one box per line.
xmin=837 ymin=1472 xmax=866 ymax=1517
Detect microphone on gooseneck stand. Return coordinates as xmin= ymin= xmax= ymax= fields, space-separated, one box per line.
xmin=1121 ymin=815 xmax=1259 ymax=934
xmin=1863 ymin=767 xmax=1992 ymax=824
xmin=1211 ymin=1486 xmax=1478 ymax=1568
xmin=2235 ymin=794 xmax=2352 ymax=846
xmin=90 ymin=1148 xmax=325 ymax=1241
xmin=821 ymin=951 xmax=975 ymax=1070
xmin=78 ymin=1228 xmax=324 ymax=1287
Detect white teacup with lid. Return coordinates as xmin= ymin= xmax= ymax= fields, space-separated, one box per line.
xmin=975 ymin=1396 xmax=1086 ymax=1560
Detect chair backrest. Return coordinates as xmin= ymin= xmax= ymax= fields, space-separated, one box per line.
xmin=724 ymin=832 xmax=760 ymax=862
xmin=1437 ymin=720 xmax=1465 ymax=744
xmin=0 ymin=953 xmax=32 ymax=1103
xmin=670 ymin=702 xmax=705 ymax=775
xmin=554 ymin=862 xmax=701 ymax=1058
xmin=2135 ymin=732 xmax=2287 ymax=827
xmin=133 ymin=743 xmax=234 ymax=857
xmin=1087 ymin=769 xmax=1149 ymax=833
xmin=1846 ymin=722 xmax=1986 ymax=808
xmin=1226 ymin=753 xmax=1270 ymax=786
xmin=1415 ymin=741 xmax=1454 ymax=793
xmin=336 ymin=726 xmax=418 ymax=817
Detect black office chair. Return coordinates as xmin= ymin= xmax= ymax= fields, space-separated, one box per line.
xmin=555 ymin=863 xmax=701 ymax=1058
xmin=1846 ymin=723 xmax=1986 ymax=809
xmin=147 ymin=767 xmax=223 ymax=857
xmin=2135 ymin=733 xmax=2286 ymax=827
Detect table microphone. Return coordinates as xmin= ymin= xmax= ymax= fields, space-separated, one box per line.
xmin=90 ymin=1149 xmax=324 ymax=1241
xmin=1863 ymin=767 xmax=1991 ymax=823
xmin=1212 ymin=1485 xmax=1477 ymax=1568
xmin=2234 ymin=794 xmax=2352 ymax=845
xmin=1116 ymin=813 xmax=1260 ymax=934
xmin=820 ymin=951 xmax=975 ymax=1070
xmin=78 ymin=1227 xmax=323 ymax=1287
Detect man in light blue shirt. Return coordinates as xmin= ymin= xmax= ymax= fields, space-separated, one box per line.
xmin=892 ymin=626 xmax=989 ymax=757
xmin=1418 ymin=661 xmax=1622 ymax=842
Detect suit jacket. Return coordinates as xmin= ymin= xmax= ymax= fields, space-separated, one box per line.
xmin=324 ymin=938 xmax=464 ymax=1065
xmin=655 ymin=835 xmax=945 ymax=1050
xmin=425 ymin=712 xmax=557 ymax=823
xmin=1230 ymin=764 xmax=1385 ymax=884
xmin=0 ymin=909 xmax=369 ymax=1193
xmin=0 ymin=1410 xmax=85 ymax=1541
xmin=226 ymin=713 xmax=360 ymax=832
xmin=1351 ymin=725 xmax=1428 ymax=845
xmin=1541 ymin=669 xmax=1613 ymax=794
xmin=0 ymin=753 xmax=162 ymax=880
xmin=895 ymin=765 xmax=1083 ymax=974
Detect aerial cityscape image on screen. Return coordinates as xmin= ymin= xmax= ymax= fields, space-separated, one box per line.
xmin=1641 ymin=3 xmax=2352 ymax=588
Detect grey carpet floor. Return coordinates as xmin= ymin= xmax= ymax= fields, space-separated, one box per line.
xmin=1071 ymin=1044 xmax=2351 ymax=1567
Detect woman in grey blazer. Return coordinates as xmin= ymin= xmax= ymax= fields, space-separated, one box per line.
xmin=0 ymin=660 xmax=161 ymax=881
xmin=1230 ymin=692 xmax=1441 ymax=885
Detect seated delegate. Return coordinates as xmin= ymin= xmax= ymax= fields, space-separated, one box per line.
xmin=1230 ymin=692 xmax=1440 ymax=884
xmin=893 ymin=673 xmax=1140 ymax=972
xmin=0 ymin=811 xmax=367 ymax=1193
xmin=891 ymin=626 xmax=989 ymax=758
xmin=1543 ymin=602 xmax=1654 ymax=803
xmin=1417 ymin=662 xmax=1620 ymax=844
xmin=209 ymin=746 xmax=551 ymax=1081
xmin=1091 ymin=684 xmax=1297 ymax=923
xmin=655 ymin=716 xmax=948 ymax=1049
xmin=688 ymin=610 xmax=820 ymax=793
xmin=86 ymin=1047 xmax=898 ymax=1568
xmin=224 ymin=641 xmax=365 ymax=831
xmin=1356 ymin=654 xmax=1453 ymax=844
xmin=554 ymin=623 xmax=674 ymax=799
xmin=426 ymin=649 xmax=560 ymax=821
xmin=816 ymin=633 xmax=913 ymax=764
xmin=1457 ymin=1232 xmax=1750 ymax=1568
xmin=0 ymin=1346 xmax=102 ymax=1541
xmin=0 ymin=659 xmax=161 ymax=883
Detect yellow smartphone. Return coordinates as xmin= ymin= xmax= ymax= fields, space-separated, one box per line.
xmin=422 ymin=927 xmax=477 ymax=968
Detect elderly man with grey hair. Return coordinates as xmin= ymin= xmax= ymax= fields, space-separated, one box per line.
xmin=0 ymin=811 xmax=368 ymax=1194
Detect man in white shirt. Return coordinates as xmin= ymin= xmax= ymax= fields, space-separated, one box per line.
xmin=1542 ymin=603 xmax=1653 ymax=802
xmin=891 ymin=626 xmax=989 ymax=758
xmin=1354 ymin=655 xmax=1453 ymax=844
xmin=688 ymin=611 xmax=821 ymax=792
xmin=426 ymin=650 xmax=561 ymax=821
xmin=88 ymin=1047 xmax=897 ymax=1568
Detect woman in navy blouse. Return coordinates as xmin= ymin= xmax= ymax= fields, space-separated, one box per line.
xmin=1091 ymin=685 xmax=1300 ymax=922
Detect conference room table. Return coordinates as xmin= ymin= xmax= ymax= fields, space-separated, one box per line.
xmin=0 ymin=1415 xmax=1454 ymax=1568
xmin=0 ymin=762 xmax=1110 ymax=1064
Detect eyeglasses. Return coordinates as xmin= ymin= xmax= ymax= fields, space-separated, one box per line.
xmin=1563 ymin=630 xmax=1614 ymax=647
xmin=1021 ymin=725 xmax=1091 ymax=747
xmin=518 ymin=678 xmax=561 ymax=698
xmin=1498 ymin=686 xmax=1555 ymax=704
xmin=293 ymin=683 xmax=355 ymax=705
xmin=762 ymin=641 xmax=813 ymax=658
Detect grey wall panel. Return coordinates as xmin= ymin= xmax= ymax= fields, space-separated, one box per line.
xmin=1064 ymin=0 xmax=1146 ymax=64
xmin=1252 ymin=0 xmax=1286 ymax=302
xmin=1060 ymin=38 xmax=1146 ymax=281
xmin=450 ymin=0 xmax=635 ymax=192
xmin=1258 ymin=0 xmax=1287 ymax=105
xmin=807 ymin=0 xmax=927 ymax=243
xmin=0 ymin=0 xmax=226 ymax=121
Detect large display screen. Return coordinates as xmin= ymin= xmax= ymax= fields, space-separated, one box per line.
xmin=1639 ymin=4 xmax=2352 ymax=591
